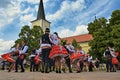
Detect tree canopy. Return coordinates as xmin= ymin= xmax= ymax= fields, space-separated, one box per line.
xmin=14 ymin=25 xmax=43 ymax=55
xmin=88 ymin=10 xmax=120 ymax=62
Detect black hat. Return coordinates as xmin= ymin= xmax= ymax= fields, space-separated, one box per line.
xmin=54 ymin=32 xmax=58 ymax=36
xmin=45 ymin=28 xmax=50 ymax=32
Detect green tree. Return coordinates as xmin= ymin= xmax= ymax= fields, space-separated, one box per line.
xmin=29 ymin=26 xmax=43 ymax=51
xmin=61 ymin=39 xmax=67 ymax=46
xmin=72 ymin=39 xmax=78 ymax=48
xmin=88 ymin=10 xmax=120 ymax=62
xmin=14 ymin=25 xmax=43 ymax=55
xmin=110 ymin=10 xmax=120 ymax=26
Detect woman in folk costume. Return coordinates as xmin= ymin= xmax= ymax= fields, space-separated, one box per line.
xmin=70 ymin=47 xmax=84 ymax=73
xmin=1 ymin=43 xmax=20 ymax=72
xmin=110 ymin=49 xmax=119 ymax=72
xmin=49 ymin=32 xmax=68 ymax=73
xmin=34 ymin=48 xmax=42 ymax=71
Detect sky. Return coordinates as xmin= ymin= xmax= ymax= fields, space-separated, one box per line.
xmin=0 ymin=0 xmax=120 ymax=54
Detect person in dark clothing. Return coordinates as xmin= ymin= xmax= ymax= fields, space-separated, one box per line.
xmin=40 ymin=28 xmax=52 ymax=73
xmin=95 ymin=58 xmax=100 ymax=71
xmin=103 ymin=48 xmax=112 ymax=72
xmin=29 ymin=49 xmax=37 ymax=72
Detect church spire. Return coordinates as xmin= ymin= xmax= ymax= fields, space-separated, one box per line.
xmin=37 ymin=0 xmax=45 ymax=20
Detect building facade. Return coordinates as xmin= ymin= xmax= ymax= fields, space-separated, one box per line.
xmin=63 ymin=34 xmax=93 ymax=53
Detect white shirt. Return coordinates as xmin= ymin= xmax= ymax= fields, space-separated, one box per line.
xmin=36 ymin=48 xmax=42 ymax=54
xmin=8 ymin=48 xmax=16 ymax=53
xmin=50 ymin=34 xmax=60 ymax=45
xmin=110 ymin=51 xmax=116 ymax=57
xmin=88 ymin=56 xmax=92 ymax=62
xmin=80 ymin=50 xmax=85 ymax=54
xmin=19 ymin=45 xmax=28 ymax=54
xmin=66 ymin=45 xmax=75 ymax=53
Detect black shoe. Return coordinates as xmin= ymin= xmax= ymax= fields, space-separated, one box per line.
xmin=59 ymin=71 xmax=61 ymax=73
xmin=45 ymin=71 xmax=49 ymax=73
xmin=8 ymin=69 xmax=11 ymax=72
xmin=76 ymin=71 xmax=81 ymax=73
xmin=69 ymin=71 xmax=73 ymax=73
xmin=56 ymin=70 xmax=58 ymax=73
xmin=41 ymin=71 xmax=44 ymax=73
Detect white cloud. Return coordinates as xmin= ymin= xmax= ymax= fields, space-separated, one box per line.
xmin=0 ymin=0 xmax=21 ymax=29
xmin=19 ymin=0 xmax=49 ymax=4
xmin=76 ymin=0 xmax=110 ymax=24
xmin=20 ymin=14 xmax=36 ymax=26
xmin=20 ymin=14 xmax=35 ymax=23
xmin=59 ymin=25 xmax=88 ymax=38
xmin=46 ymin=0 xmax=86 ymax=21
xmin=0 ymin=39 xmax=14 ymax=54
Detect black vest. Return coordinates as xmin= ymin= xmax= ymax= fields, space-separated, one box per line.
xmin=21 ymin=45 xmax=28 ymax=53
xmin=41 ymin=33 xmax=51 ymax=44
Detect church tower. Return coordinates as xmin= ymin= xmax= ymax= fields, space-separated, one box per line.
xmin=31 ymin=0 xmax=50 ymax=32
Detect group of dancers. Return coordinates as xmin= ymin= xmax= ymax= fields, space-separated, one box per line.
xmin=0 ymin=28 xmax=100 ymax=73
xmin=103 ymin=47 xmax=119 ymax=72
xmin=1 ymin=40 xmax=28 ymax=72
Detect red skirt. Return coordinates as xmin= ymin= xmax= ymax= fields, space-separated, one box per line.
xmin=115 ymin=52 xmax=119 ymax=57
xmin=34 ymin=54 xmax=42 ymax=64
xmin=1 ymin=53 xmax=15 ymax=63
xmin=71 ymin=53 xmax=84 ymax=63
xmin=112 ymin=57 xmax=119 ymax=64
xmin=49 ymin=45 xmax=68 ymax=59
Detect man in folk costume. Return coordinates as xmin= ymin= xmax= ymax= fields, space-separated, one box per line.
xmin=49 ymin=32 xmax=68 ymax=73
xmin=15 ymin=40 xmax=28 ymax=72
xmin=79 ymin=47 xmax=85 ymax=71
xmin=63 ymin=42 xmax=74 ymax=73
xmin=40 ymin=28 xmax=52 ymax=73
xmin=29 ymin=48 xmax=37 ymax=72
xmin=103 ymin=47 xmax=112 ymax=72
xmin=88 ymin=54 xmax=93 ymax=72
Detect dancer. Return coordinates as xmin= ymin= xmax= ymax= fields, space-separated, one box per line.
xmin=79 ymin=47 xmax=85 ymax=71
xmin=49 ymin=32 xmax=68 ymax=73
xmin=88 ymin=54 xmax=93 ymax=72
xmin=1 ymin=43 xmax=20 ymax=72
xmin=71 ymin=47 xmax=84 ymax=73
xmin=103 ymin=47 xmax=112 ymax=72
xmin=110 ymin=50 xmax=119 ymax=72
xmin=63 ymin=42 xmax=74 ymax=73
xmin=15 ymin=40 xmax=28 ymax=72
xmin=29 ymin=48 xmax=37 ymax=72
xmin=40 ymin=28 xmax=52 ymax=73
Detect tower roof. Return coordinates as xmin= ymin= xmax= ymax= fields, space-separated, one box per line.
xmin=37 ymin=0 xmax=45 ymax=20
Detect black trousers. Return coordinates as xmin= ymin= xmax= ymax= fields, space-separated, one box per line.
xmin=89 ymin=62 xmax=93 ymax=72
xmin=30 ymin=58 xmax=36 ymax=72
xmin=106 ymin=60 xmax=112 ymax=71
xmin=41 ymin=48 xmax=51 ymax=72
xmin=80 ymin=61 xmax=84 ymax=71
xmin=15 ymin=57 xmax=24 ymax=72
xmin=65 ymin=56 xmax=72 ymax=72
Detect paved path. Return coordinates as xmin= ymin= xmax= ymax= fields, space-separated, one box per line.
xmin=0 ymin=70 xmax=120 ymax=80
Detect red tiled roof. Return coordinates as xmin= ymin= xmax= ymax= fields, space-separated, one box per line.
xmin=62 ymin=34 xmax=93 ymax=43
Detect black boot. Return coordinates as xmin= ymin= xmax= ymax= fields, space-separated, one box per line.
xmin=59 ymin=68 xmax=61 ymax=73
